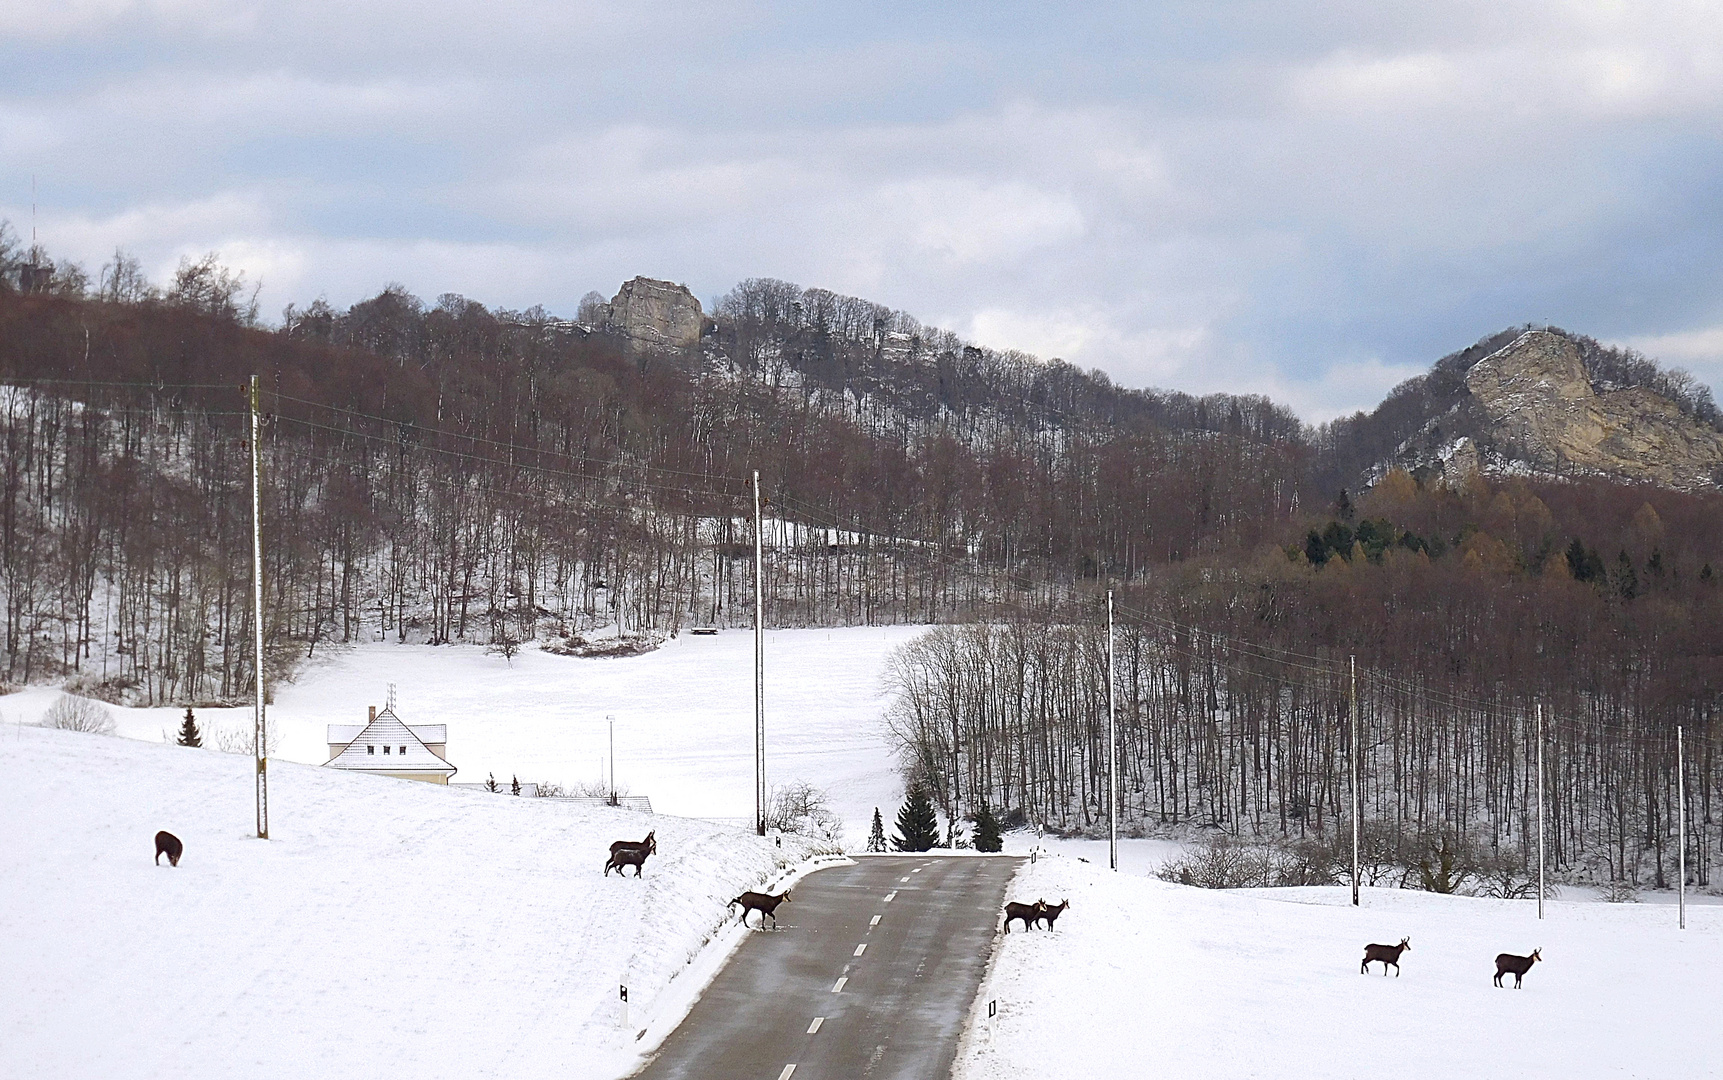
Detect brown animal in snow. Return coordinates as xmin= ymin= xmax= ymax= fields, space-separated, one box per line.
xmin=1036 ymin=899 xmax=1070 ymax=930
xmin=1004 ymin=899 xmax=1045 ymax=933
xmin=154 ymin=831 xmax=182 ymax=867
xmin=604 ymin=842 xmax=652 ymax=877
xmin=1361 ymin=937 xmax=1411 ymax=976
xmin=1494 ymin=948 xmax=1541 ymax=988
xmin=609 ymin=831 xmax=655 ymax=857
xmin=730 ymin=889 xmax=792 ymax=928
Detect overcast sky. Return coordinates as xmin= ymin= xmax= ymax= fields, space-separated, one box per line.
xmin=4 ymin=1 xmax=1721 ymax=421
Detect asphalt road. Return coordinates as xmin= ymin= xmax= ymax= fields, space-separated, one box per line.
xmin=631 ymin=855 xmax=1022 ymax=1080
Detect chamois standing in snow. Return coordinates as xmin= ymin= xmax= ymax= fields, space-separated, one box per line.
xmin=1036 ymin=899 xmax=1070 ymax=930
xmin=154 ymin=831 xmax=182 ymax=867
xmin=604 ymin=841 xmax=654 ymax=877
xmin=1361 ymin=937 xmax=1411 ymax=976
xmin=608 ymin=831 xmax=656 ymax=857
xmin=1494 ymin=948 xmax=1541 ymax=988
xmin=730 ymin=889 xmax=792 ymax=928
xmin=1003 ymin=900 xmax=1045 ymax=933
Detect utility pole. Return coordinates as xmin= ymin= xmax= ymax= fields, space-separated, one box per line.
xmin=753 ymin=470 xmax=765 ymax=836
xmin=1536 ymin=703 xmax=1545 ymax=920
xmin=249 ymin=375 xmax=269 ymax=840
xmin=608 ymin=715 xmax=616 ymax=804
xmin=1678 ymin=726 xmax=1686 ymax=931
xmin=1349 ymin=654 xmax=1359 ymax=907
xmin=1108 ymin=589 xmax=1117 ymax=871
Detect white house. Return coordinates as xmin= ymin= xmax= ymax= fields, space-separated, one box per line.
xmin=325 ymin=704 xmax=457 ymax=784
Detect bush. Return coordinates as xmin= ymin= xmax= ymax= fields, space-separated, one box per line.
xmin=766 ymin=780 xmax=843 ymax=842
xmin=40 ymin=694 xmax=115 ymax=735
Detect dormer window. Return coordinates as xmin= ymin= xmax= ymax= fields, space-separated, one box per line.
xmin=367 ymin=745 xmax=375 ymax=755
xmin=398 ymin=746 xmax=407 ymax=755
xmin=383 ymin=745 xmax=391 ymax=754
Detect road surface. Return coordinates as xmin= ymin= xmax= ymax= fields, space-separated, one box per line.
xmin=631 ymin=855 xmax=1022 ymax=1080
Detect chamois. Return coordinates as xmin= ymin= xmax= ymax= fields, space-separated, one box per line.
xmin=1003 ymin=899 xmax=1045 ymax=933
xmin=730 ymin=889 xmax=792 ymax=928
xmin=1360 ymin=937 xmax=1411 ymax=976
xmin=1493 ymin=948 xmax=1541 ymax=988
xmin=604 ymin=843 xmax=652 ymax=877
xmin=154 ymin=831 xmax=183 ymax=867
xmin=609 ymin=831 xmax=656 ymax=857
xmin=1036 ymin=899 xmax=1070 ymax=930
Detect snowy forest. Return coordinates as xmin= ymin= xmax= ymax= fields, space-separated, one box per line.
xmin=2 ymin=244 xmax=1721 ymax=889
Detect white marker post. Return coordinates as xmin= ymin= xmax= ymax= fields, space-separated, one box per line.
xmin=619 ymin=984 xmax=628 ymax=1029
xmin=988 ymin=999 xmax=998 ymax=1043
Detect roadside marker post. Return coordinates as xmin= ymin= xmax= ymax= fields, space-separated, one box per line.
xmin=619 ymin=984 xmax=628 ymax=1029
xmin=988 ymin=999 xmax=997 ymax=1042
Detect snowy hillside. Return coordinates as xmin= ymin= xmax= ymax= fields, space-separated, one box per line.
xmin=958 ymin=855 xmax=1721 ymax=1080
xmin=5 ymin=625 xmax=927 ymax=846
xmin=0 ymin=725 xmax=838 ymax=1080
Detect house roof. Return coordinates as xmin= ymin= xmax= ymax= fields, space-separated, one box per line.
xmin=324 ymin=707 xmax=456 ymax=777
xmin=327 ymin=722 xmax=447 ymax=744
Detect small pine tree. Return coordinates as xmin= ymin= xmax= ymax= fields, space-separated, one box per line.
xmin=176 ymin=706 xmax=201 ymax=748
xmin=511 ymin=774 xmax=521 ymax=796
xmin=892 ymin=787 xmax=940 ymax=852
xmin=972 ymin=803 xmax=1003 ymax=853
xmin=866 ymin=807 xmax=887 ymax=853
xmin=486 ymin=772 xmax=499 ymax=793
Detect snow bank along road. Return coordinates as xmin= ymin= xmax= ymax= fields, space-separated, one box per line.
xmin=0 ymin=725 xmax=836 ymax=1080
xmin=634 ymin=855 xmax=1022 ymax=1080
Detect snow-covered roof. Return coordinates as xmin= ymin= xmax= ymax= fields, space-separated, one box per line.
xmin=328 ymin=722 xmax=447 ymax=744
xmin=325 ymin=707 xmax=456 ymax=777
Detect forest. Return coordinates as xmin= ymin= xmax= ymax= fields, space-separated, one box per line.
xmin=1 ymin=238 xmax=1720 ymax=889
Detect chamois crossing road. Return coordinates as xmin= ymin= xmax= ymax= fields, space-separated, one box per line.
xmin=631 ymin=856 xmax=1021 ymax=1080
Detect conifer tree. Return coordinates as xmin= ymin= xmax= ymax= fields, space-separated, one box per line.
xmin=511 ymin=774 xmax=521 ymax=796
xmin=892 ymin=786 xmax=940 ymax=852
xmin=866 ymin=807 xmax=887 ymax=853
xmin=486 ymin=772 xmax=499 ymax=792
xmin=971 ymin=802 xmax=1003 ymax=853
xmin=176 ymin=706 xmax=201 ymax=748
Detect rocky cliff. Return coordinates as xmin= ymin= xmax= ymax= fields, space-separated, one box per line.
xmin=1390 ymin=330 xmax=1723 ymax=491
xmin=597 ymin=277 xmax=708 ymax=354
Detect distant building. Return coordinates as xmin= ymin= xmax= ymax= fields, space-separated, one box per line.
xmin=325 ymin=704 xmax=457 ymax=784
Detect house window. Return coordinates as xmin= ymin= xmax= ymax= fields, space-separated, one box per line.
xmin=383 ymin=745 xmax=390 ymax=754
xmin=367 ymin=745 xmax=375 ymax=755
xmin=398 ymin=746 xmax=407 ymax=755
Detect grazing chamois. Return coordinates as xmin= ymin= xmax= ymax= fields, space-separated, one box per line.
xmin=154 ymin=831 xmax=183 ymax=867
xmin=1036 ymin=899 xmax=1070 ymax=930
xmin=609 ymin=831 xmax=656 ymax=857
xmin=604 ymin=842 xmax=653 ymax=877
xmin=1003 ymin=899 xmax=1046 ymax=933
xmin=730 ymin=889 xmax=792 ymax=928
xmin=1361 ymin=937 xmax=1411 ymax=976
xmin=1493 ymin=948 xmax=1541 ymax=988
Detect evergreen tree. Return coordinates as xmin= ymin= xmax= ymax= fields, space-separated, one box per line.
xmin=486 ymin=772 xmax=499 ymax=792
xmin=511 ymin=774 xmax=522 ymax=796
xmin=892 ymin=787 xmax=940 ymax=852
xmin=176 ymin=706 xmax=201 ymax=748
xmin=972 ymin=803 xmax=1003 ymax=853
xmin=866 ymin=807 xmax=887 ymax=853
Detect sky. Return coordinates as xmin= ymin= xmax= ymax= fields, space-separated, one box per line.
xmin=3 ymin=1 xmax=1722 ymax=422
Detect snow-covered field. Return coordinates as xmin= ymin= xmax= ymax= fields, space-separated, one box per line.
xmin=0 ymin=724 xmax=839 ymax=1080
xmin=4 ymin=625 xmax=928 ymax=846
xmin=958 ymin=854 xmax=1722 ymax=1080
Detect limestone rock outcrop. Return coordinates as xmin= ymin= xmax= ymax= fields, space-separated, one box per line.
xmin=1392 ymin=330 xmax=1723 ymax=491
xmin=597 ymin=277 xmax=707 ymax=353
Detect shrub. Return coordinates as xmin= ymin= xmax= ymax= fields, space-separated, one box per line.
xmin=40 ymin=694 xmax=115 ymax=735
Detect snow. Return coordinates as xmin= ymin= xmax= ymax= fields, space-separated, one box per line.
xmin=5 ymin=624 xmax=928 ymax=846
xmin=0 ymin=723 xmax=840 ymax=1080
xmin=956 ymin=853 xmax=1723 ymax=1080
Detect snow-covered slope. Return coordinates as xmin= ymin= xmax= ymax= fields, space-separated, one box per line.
xmin=0 ymin=725 xmax=837 ymax=1080
xmin=9 ymin=625 xmax=926 ymax=846
xmin=958 ymin=855 xmax=1721 ymax=1080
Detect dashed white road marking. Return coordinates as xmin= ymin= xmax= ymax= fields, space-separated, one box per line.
xmin=869 ymin=914 xmax=882 ymax=926
xmin=807 ymin=1017 xmax=824 ymax=1034
xmin=853 ymin=943 xmax=867 ymax=956
xmin=883 ymin=891 xmax=896 ymax=902
xmin=912 ymin=867 xmax=923 ymax=873
xmin=900 ymin=876 xmax=911 ymax=882
xmin=831 ymin=977 xmax=848 ymax=993
xmin=777 ymin=1065 xmax=798 ymax=1080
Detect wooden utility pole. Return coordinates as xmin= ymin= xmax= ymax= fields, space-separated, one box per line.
xmin=753 ymin=470 xmax=766 ymax=836
xmin=1350 ymin=654 xmax=1359 ymax=907
xmin=249 ymin=375 xmax=269 ymax=840
xmin=1107 ymin=589 xmax=1117 ymax=871
xmin=1678 ymin=726 xmax=1686 ymax=931
xmin=1536 ymin=703 xmax=1545 ymax=920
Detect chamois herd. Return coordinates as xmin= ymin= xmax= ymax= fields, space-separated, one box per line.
xmin=1357 ymin=937 xmax=1543 ymax=988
